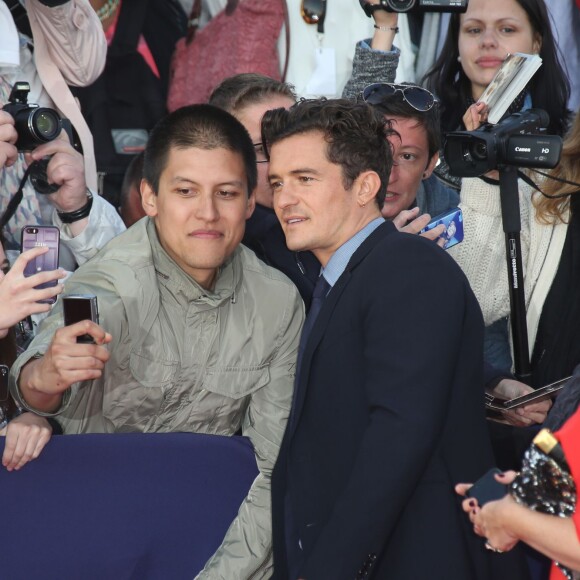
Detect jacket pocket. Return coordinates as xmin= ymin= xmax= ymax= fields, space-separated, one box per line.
xmin=101 ymin=352 xmax=180 ymax=431
xmin=129 ymin=350 xmax=179 ymax=388
xmin=203 ymin=365 xmax=270 ymax=400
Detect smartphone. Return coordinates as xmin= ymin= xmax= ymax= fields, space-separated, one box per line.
xmin=62 ymin=294 xmax=99 ymax=344
xmin=0 ymin=365 xmax=8 ymax=403
xmin=20 ymin=225 xmax=60 ymax=304
xmin=466 ymin=467 xmax=507 ymax=506
xmin=486 ymin=376 xmax=570 ymax=412
xmin=420 ymin=207 xmax=464 ymax=250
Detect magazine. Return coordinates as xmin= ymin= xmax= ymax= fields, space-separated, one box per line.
xmin=477 ymin=52 xmax=542 ymax=124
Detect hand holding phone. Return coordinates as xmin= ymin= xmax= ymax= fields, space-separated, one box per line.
xmin=0 ymin=247 xmax=65 ymax=334
xmin=486 ymin=376 xmax=569 ymax=412
xmin=420 ymin=208 xmax=464 ymax=250
xmin=466 ymin=468 xmax=508 ymax=506
xmin=62 ymin=294 xmax=99 ymax=344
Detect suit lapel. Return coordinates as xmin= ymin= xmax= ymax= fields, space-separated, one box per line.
xmin=288 ymin=222 xmax=396 ymax=439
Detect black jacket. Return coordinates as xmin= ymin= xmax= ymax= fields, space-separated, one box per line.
xmin=272 ymin=222 xmax=529 ymax=580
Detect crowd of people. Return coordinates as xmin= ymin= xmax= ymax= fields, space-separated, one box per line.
xmin=1 ymin=0 xmax=580 ymax=578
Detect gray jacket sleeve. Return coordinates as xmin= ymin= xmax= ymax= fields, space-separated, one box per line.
xmin=53 ymin=193 xmax=126 ymax=266
xmin=341 ymin=40 xmax=400 ymax=100
xmin=195 ymin=285 xmax=305 ymax=580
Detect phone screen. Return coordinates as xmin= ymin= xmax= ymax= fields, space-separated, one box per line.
xmin=63 ymin=295 xmax=99 ymax=344
xmin=21 ymin=225 xmax=60 ymax=303
xmin=421 ymin=208 xmax=464 ymax=250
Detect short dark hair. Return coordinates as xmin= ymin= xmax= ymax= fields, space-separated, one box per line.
xmin=367 ymin=89 xmax=441 ymax=160
xmin=143 ymin=104 xmax=257 ymax=195
xmin=261 ymin=98 xmax=394 ymax=208
xmin=209 ymin=73 xmax=297 ymax=115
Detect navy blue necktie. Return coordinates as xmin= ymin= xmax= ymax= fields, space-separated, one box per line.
xmin=299 ymin=274 xmax=331 ymax=356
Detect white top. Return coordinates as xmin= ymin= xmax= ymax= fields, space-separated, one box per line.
xmin=449 ymin=177 xmax=568 ymax=360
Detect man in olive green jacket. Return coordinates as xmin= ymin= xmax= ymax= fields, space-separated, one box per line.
xmin=9 ymin=104 xmax=304 ymax=580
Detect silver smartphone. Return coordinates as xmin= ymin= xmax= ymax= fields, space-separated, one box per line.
xmin=62 ymin=294 xmax=99 ymax=344
xmin=486 ymin=376 xmax=570 ymax=412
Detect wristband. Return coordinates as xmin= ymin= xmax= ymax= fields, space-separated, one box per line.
xmin=57 ymin=191 xmax=93 ymax=224
xmin=374 ymin=25 xmax=399 ymax=32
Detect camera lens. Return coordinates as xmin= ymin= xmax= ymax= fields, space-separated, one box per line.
xmin=386 ymin=0 xmax=416 ymax=11
xmin=30 ymin=109 xmax=61 ymax=142
xmin=471 ymin=141 xmax=488 ymax=161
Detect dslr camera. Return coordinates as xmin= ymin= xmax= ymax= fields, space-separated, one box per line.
xmin=444 ymin=109 xmax=563 ymax=178
xmin=359 ymin=0 xmax=468 ymax=16
xmin=3 ymin=81 xmax=64 ymax=193
xmin=3 ymin=81 xmax=62 ymax=151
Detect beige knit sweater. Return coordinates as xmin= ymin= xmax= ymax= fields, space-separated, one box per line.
xmin=449 ymin=177 xmax=569 ymax=359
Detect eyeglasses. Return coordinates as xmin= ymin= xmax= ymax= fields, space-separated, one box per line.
xmin=301 ymin=0 xmax=327 ymax=32
xmin=362 ymin=83 xmax=437 ymax=112
xmin=253 ymin=142 xmax=269 ymax=164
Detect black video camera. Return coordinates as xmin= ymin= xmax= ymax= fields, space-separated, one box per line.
xmin=444 ymin=109 xmax=563 ymax=178
xmin=3 ymin=81 xmax=62 ymax=151
xmin=359 ymin=0 xmax=467 ymax=16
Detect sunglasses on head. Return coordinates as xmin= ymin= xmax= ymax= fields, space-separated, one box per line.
xmin=301 ymin=0 xmax=326 ymax=31
xmin=362 ymin=83 xmax=437 ymax=112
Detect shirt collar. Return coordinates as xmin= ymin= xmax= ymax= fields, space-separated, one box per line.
xmin=322 ymin=217 xmax=384 ymax=287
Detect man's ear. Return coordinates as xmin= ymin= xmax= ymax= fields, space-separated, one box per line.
xmin=141 ymin=179 xmax=158 ymax=217
xmin=423 ymin=152 xmax=439 ymax=180
xmin=356 ymin=170 xmax=381 ymax=208
xmin=246 ymin=189 xmax=256 ymax=219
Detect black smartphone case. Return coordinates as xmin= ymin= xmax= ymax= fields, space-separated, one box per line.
xmin=466 ymin=468 xmax=507 ymax=506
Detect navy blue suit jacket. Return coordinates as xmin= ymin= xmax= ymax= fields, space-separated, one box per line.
xmin=271 ymin=222 xmax=529 ymax=580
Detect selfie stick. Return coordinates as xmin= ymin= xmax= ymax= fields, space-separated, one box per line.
xmin=498 ymin=165 xmax=532 ymax=383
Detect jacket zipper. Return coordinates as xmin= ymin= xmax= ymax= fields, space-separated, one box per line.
xmin=247 ymin=546 xmax=273 ymax=580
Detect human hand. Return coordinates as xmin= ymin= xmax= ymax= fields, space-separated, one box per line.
xmin=27 ymin=134 xmax=88 ymax=213
xmin=0 ymin=413 xmax=52 ymax=471
xmin=0 ymin=246 xmax=66 ymax=338
xmin=0 ymin=109 xmax=18 ymax=169
xmin=30 ymin=321 xmax=112 ymax=396
xmin=364 ymin=1 xmax=398 ymax=51
xmin=462 ymin=103 xmax=500 ymax=180
xmin=456 ymin=471 xmax=519 ymax=552
xmin=493 ymin=379 xmax=552 ymax=426
xmin=463 ymin=102 xmax=488 ymax=131
xmin=393 ymin=207 xmax=446 ymax=246
xmin=370 ymin=3 xmax=398 ymax=28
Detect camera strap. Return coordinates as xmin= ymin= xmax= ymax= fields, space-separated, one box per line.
xmin=517 ymin=169 xmax=580 ymax=200
xmin=0 ymin=163 xmax=33 ymax=234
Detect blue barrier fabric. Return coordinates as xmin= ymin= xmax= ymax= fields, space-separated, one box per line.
xmin=0 ymin=432 xmax=258 ymax=580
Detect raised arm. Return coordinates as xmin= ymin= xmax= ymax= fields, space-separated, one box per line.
xmin=341 ymin=10 xmax=400 ymax=100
